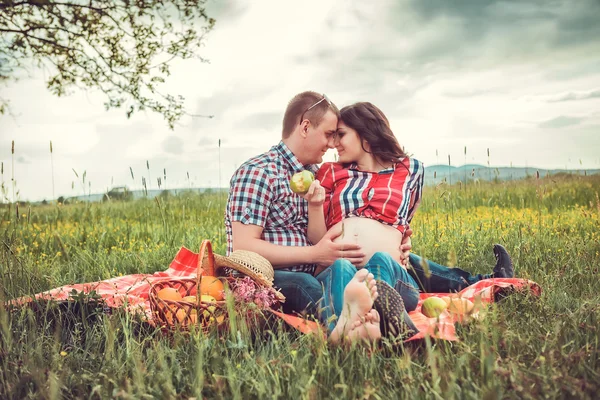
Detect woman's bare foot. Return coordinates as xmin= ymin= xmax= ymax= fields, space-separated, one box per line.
xmin=346 ymin=309 xmax=382 ymax=342
xmin=329 ymin=269 xmax=380 ymax=344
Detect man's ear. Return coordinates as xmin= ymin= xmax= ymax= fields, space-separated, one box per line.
xmin=300 ymin=120 xmax=310 ymax=138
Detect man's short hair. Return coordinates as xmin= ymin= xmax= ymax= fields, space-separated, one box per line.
xmin=281 ymin=91 xmax=340 ymax=138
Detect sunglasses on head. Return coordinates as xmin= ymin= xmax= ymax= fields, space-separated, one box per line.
xmin=299 ymin=94 xmax=332 ymax=125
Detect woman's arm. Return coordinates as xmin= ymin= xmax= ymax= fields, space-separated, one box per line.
xmin=304 ymin=180 xmax=328 ymax=244
xmin=404 ymin=159 xmax=425 ymax=224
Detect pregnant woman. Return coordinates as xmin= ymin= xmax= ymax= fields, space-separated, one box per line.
xmin=306 ymin=102 xmax=424 ymax=342
xmin=309 ymin=102 xmax=514 ymax=343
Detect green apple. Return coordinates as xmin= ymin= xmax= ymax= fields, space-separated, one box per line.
xmin=290 ymin=170 xmax=315 ymax=194
xmin=421 ymin=297 xmax=448 ymax=318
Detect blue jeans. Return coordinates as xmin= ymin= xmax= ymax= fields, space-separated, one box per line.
xmin=316 ymin=252 xmax=420 ymax=332
xmin=273 ymin=270 xmax=322 ymax=317
xmin=407 ymin=253 xmax=491 ymax=293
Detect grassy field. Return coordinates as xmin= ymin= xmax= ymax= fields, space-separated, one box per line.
xmin=1 ymin=175 xmax=599 ymax=399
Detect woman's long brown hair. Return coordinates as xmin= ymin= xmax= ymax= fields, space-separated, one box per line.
xmin=339 ymin=102 xmax=407 ymax=164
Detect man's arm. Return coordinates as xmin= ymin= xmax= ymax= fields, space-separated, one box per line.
xmin=231 ymin=222 xmax=364 ymax=270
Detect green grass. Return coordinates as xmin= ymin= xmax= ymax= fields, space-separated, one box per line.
xmin=1 ymin=175 xmax=599 ymax=399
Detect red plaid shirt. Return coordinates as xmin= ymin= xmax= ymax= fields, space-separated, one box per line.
xmin=316 ymin=158 xmax=424 ymax=233
xmin=225 ymin=141 xmax=319 ymax=273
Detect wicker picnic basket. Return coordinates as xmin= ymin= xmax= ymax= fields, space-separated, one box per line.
xmin=148 ymin=240 xmax=284 ymax=332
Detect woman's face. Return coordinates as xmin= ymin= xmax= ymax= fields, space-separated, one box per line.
xmin=335 ymin=121 xmax=369 ymax=164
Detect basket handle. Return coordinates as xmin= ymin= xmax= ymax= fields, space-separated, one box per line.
xmin=198 ymin=239 xmax=215 ymax=277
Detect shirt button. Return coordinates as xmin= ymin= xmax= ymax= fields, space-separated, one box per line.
xmin=367 ymin=188 xmax=374 ymax=200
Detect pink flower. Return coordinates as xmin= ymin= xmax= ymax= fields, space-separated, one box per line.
xmin=230 ymin=277 xmax=277 ymax=309
xmin=253 ymin=288 xmax=276 ymax=308
xmin=231 ymin=277 xmax=256 ymax=302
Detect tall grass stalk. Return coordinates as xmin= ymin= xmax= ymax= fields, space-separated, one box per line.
xmin=219 ymin=138 xmax=224 ymax=245
xmin=487 ymin=148 xmax=491 ymax=182
xmin=50 ymin=141 xmax=55 ymax=202
xmin=464 ymin=145 xmax=467 ymax=191
xmin=129 ymin=166 xmax=135 ymax=191
xmin=11 ymin=140 xmax=15 ymax=203
xmin=447 ymin=154 xmax=452 ymax=186
xmin=146 ymin=160 xmax=151 ymax=192
xmin=1 ymin=161 xmax=5 ymax=203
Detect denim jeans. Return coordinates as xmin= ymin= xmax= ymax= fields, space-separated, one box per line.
xmin=407 ymin=253 xmax=491 ymax=293
xmin=273 ymin=270 xmax=323 ymax=317
xmin=316 ymin=252 xmax=420 ymax=332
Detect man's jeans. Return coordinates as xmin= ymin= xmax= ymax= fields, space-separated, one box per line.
xmin=315 ymin=252 xmax=420 ymax=332
xmin=273 ymin=270 xmax=323 ymax=317
xmin=407 ymin=253 xmax=490 ymax=293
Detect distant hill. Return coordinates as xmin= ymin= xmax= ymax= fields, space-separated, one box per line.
xmin=423 ymin=165 xmax=600 ymax=185
xmin=64 ymin=187 xmax=228 ymax=203
xmin=27 ymin=166 xmax=600 ymax=205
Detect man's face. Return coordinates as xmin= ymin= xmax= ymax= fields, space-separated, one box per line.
xmin=304 ymin=110 xmax=338 ymax=164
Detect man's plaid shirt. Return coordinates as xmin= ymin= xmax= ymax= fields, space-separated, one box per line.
xmin=225 ymin=141 xmax=319 ymax=274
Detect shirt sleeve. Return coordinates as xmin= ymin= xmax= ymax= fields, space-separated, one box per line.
xmin=404 ymin=159 xmax=424 ymax=225
xmin=316 ymin=162 xmax=336 ymax=221
xmin=227 ymin=166 xmax=273 ymax=227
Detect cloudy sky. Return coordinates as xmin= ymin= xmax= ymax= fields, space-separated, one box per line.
xmin=1 ymin=0 xmax=600 ymax=202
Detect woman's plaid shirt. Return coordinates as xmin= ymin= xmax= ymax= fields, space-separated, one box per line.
xmin=316 ymin=158 xmax=424 ymax=233
xmin=225 ymin=141 xmax=319 ymax=274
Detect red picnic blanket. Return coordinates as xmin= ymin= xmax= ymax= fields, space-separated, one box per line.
xmin=406 ymin=278 xmax=541 ymax=341
xmin=13 ymin=246 xmax=541 ymax=341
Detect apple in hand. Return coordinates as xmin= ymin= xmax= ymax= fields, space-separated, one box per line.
xmin=290 ymin=171 xmax=315 ymax=194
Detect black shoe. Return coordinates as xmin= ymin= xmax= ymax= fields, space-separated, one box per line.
xmin=492 ymin=244 xmax=514 ymax=278
xmin=373 ymin=281 xmax=418 ymax=340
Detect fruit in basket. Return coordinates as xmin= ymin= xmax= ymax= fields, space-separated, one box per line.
xmin=157 ymin=287 xmax=182 ymax=301
xmin=421 ymin=297 xmax=447 ymax=318
xmin=199 ymin=276 xmax=225 ymax=300
xmin=182 ymin=295 xmax=197 ymax=303
xmin=174 ymin=308 xmax=188 ymax=324
xmin=290 ymin=170 xmax=315 ymax=194
xmin=189 ymin=310 xmax=198 ymax=324
xmin=156 ymin=288 xmax=183 ymax=325
xmin=201 ymin=294 xmax=217 ymax=318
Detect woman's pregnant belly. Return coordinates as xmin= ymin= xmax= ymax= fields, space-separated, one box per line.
xmin=329 ymin=217 xmax=403 ymax=268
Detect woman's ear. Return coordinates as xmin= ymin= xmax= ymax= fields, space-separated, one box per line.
xmin=362 ymin=139 xmax=371 ymax=152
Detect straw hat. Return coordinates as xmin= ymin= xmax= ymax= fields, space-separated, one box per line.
xmin=212 ymin=250 xmax=274 ymax=285
xmin=201 ymin=249 xmax=285 ymax=298
xmin=208 ymin=250 xmax=286 ymax=302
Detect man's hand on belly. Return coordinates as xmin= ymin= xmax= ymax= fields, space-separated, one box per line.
xmin=312 ymin=226 xmax=365 ymax=270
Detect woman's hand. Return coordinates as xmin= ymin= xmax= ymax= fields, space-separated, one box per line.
xmin=399 ymin=227 xmax=413 ymax=267
xmin=303 ymin=179 xmax=325 ymax=208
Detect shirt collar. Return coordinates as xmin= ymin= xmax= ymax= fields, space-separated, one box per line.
xmin=347 ymin=161 xmax=396 ymax=173
xmin=275 ymin=141 xmax=317 ymax=173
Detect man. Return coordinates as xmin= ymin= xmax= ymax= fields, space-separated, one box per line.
xmin=225 ymin=91 xmax=514 ymax=317
xmin=225 ymin=91 xmax=359 ymax=316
